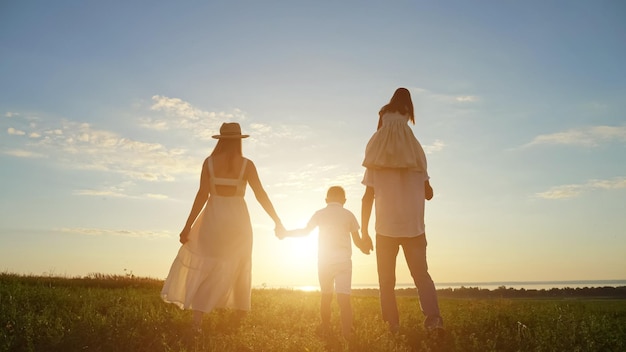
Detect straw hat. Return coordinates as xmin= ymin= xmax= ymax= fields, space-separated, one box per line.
xmin=212 ymin=122 xmax=250 ymax=139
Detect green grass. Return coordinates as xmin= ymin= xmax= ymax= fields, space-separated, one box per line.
xmin=1 ymin=273 xmax=625 ymax=351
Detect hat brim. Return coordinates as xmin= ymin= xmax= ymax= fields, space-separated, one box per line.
xmin=212 ymin=134 xmax=250 ymax=139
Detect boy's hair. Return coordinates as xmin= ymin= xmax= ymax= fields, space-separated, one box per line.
xmin=326 ymin=186 xmax=346 ymax=201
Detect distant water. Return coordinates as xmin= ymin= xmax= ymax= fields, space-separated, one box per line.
xmin=271 ymin=280 xmax=626 ymax=292
xmin=432 ymin=280 xmax=626 ymax=291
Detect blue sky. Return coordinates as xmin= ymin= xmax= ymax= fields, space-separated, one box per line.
xmin=1 ymin=1 xmax=625 ymax=287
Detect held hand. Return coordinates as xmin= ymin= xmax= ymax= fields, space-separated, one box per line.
xmin=275 ymin=228 xmax=287 ymax=240
xmin=360 ymin=234 xmax=374 ymax=254
xmin=274 ymin=222 xmax=287 ymax=240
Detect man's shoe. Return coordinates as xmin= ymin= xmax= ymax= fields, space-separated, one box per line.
xmin=425 ymin=316 xmax=444 ymax=332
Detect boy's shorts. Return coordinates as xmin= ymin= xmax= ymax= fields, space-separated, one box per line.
xmin=318 ymin=260 xmax=352 ymax=295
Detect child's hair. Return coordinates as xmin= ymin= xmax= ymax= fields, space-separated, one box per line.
xmin=377 ymin=87 xmax=415 ymax=129
xmin=326 ymin=186 xmax=346 ymax=201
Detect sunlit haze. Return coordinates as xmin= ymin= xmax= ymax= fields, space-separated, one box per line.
xmin=1 ymin=1 xmax=625 ymax=288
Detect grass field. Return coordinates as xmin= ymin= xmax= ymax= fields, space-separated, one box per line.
xmin=1 ymin=273 xmax=625 ymax=351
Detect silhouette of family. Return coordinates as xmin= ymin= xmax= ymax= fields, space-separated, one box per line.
xmin=161 ymin=88 xmax=444 ymax=339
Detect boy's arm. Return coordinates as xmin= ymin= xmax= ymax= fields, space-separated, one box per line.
xmin=277 ymin=223 xmax=316 ymax=239
xmin=351 ymin=230 xmax=370 ymax=255
xmin=281 ymin=228 xmax=309 ymax=238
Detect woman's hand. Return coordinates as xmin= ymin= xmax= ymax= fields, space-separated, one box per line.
xmin=275 ymin=224 xmax=287 ymax=240
xmin=179 ymin=228 xmax=191 ymax=244
xmin=274 ymin=221 xmax=286 ymax=237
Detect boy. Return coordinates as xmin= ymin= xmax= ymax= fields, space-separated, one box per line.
xmin=277 ymin=186 xmax=369 ymax=339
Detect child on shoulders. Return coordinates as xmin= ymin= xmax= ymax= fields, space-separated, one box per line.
xmin=362 ymin=87 xmax=427 ymax=172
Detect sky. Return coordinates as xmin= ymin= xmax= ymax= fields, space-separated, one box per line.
xmin=1 ymin=1 xmax=625 ymax=288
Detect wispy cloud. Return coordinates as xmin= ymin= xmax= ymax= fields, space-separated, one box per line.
xmin=535 ymin=184 xmax=585 ymax=199
xmin=3 ymin=96 xmax=331 ymax=218
xmin=411 ymin=87 xmax=480 ymax=104
xmin=523 ymin=125 xmax=626 ymax=148
xmin=326 ymin=172 xmax=365 ymax=192
xmin=423 ymin=139 xmax=446 ymax=154
xmin=2 ymin=95 xmax=321 ymax=200
xmin=272 ymin=164 xmax=364 ymax=198
xmin=151 ymin=95 xmax=208 ymax=120
xmin=2 ymin=149 xmax=44 ymax=158
xmin=59 ymin=227 xmax=171 ymax=239
xmin=455 ymin=96 xmax=479 ymax=102
xmin=144 ymin=96 xmax=311 ymax=143
xmin=74 ymin=189 xmax=169 ymax=200
xmin=4 ymin=117 xmax=198 ymax=182
xmin=7 ymin=127 xmax=25 ymax=135
xmin=248 ymin=122 xmax=312 ymax=144
xmin=73 ymin=188 xmax=133 ymax=198
xmin=535 ymin=177 xmax=626 ymax=199
xmin=145 ymin=193 xmax=169 ymax=200
xmin=142 ymin=95 xmax=246 ymax=140
xmin=273 ymin=164 xmax=337 ymax=190
xmin=73 ymin=182 xmax=169 ymax=200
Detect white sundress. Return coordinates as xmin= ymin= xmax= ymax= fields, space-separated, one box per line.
xmin=362 ymin=112 xmax=427 ymax=171
xmin=161 ymin=157 xmax=253 ymax=312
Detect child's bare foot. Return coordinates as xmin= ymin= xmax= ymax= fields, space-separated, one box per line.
xmin=342 ymin=326 xmax=354 ymax=340
xmin=315 ymin=323 xmax=331 ymax=337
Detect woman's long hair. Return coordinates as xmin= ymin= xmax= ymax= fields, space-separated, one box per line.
xmin=377 ymin=87 xmax=415 ymax=129
xmin=210 ymin=138 xmax=243 ymax=172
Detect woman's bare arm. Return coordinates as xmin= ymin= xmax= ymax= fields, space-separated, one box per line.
xmin=246 ymin=160 xmax=283 ymax=227
xmin=179 ymin=159 xmax=210 ymax=244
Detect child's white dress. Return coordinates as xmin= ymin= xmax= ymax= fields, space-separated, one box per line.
xmin=362 ymin=112 xmax=427 ymax=171
xmin=161 ymin=157 xmax=253 ymax=313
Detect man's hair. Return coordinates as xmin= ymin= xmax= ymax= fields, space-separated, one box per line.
xmin=326 ymin=186 xmax=345 ymax=201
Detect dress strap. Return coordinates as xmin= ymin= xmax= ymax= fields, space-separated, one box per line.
xmin=207 ymin=157 xmax=248 ymax=197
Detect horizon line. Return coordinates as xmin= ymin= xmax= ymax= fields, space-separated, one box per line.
xmin=264 ymin=279 xmax=626 ymax=289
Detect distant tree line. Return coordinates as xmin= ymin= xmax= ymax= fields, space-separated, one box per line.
xmin=3 ymin=273 xmax=625 ymax=299
xmin=360 ymin=285 xmax=626 ymax=299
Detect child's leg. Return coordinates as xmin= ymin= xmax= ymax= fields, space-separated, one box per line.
xmin=334 ymin=261 xmax=353 ymax=339
xmin=320 ymin=292 xmax=333 ymax=327
xmin=318 ymin=262 xmax=334 ymax=328
xmin=337 ymin=293 xmax=353 ymax=339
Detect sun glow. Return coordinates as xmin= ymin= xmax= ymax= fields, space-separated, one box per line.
xmin=268 ymin=226 xmax=320 ymax=287
xmin=281 ymin=228 xmax=319 ymax=263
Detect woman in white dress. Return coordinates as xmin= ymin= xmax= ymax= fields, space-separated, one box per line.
xmin=161 ymin=122 xmax=284 ymax=330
